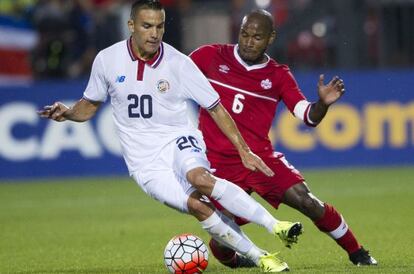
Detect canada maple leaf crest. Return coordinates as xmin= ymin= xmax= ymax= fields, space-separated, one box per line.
xmin=261 ymin=78 xmax=272 ymax=90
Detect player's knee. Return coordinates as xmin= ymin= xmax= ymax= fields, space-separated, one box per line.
xmin=299 ymin=194 xmax=324 ymax=220
xmin=187 ymin=194 xmax=214 ymax=221
xmin=187 ymin=198 xmax=205 ymax=216
xmin=186 ymin=167 xmax=215 ymax=194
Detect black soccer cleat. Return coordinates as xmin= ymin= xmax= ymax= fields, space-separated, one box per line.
xmin=234 ymin=253 xmax=257 ymax=268
xmin=349 ymin=247 xmax=378 ymax=266
xmin=221 ymin=253 xmax=257 ymax=268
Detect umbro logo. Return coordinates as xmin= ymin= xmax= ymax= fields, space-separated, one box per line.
xmin=219 ymin=65 xmax=230 ymax=73
xmin=116 ymin=76 xmax=126 ymax=83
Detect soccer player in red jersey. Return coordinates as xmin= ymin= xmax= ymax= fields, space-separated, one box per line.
xmin=190 ymin=9 xmax=377 ymax=268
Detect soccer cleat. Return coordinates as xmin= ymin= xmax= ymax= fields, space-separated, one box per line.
xmin=273 ymin=221 xmax=303 ymax=248
xmin=234 ymin=253 xmax=257 ymax=268
xmin=259 ymin=253 xmax=289 ymax=272
xmin=209 ymin=238 xmax=256 ymax=268
xmin=219 ymin=253 xmax=256 ymax=268
xmin=349 ymin=247 xmax=378 ymax=266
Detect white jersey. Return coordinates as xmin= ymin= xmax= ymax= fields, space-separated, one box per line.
xmin=83 ymin=38 xmax=220 ymax=173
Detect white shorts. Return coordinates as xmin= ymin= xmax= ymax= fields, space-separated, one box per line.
xmin=131 ymin=133 xmax=210 ymax=213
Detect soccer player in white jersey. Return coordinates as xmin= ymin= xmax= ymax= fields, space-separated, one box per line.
xmin=38 ymin=1 xmax=303 ymax=271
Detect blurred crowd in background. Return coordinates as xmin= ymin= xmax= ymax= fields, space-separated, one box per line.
xmin=0 ymin=0 xmax=413 ymax=82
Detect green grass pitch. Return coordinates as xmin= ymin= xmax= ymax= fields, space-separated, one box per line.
xmin=1 ymin=167 xmax=413 ymax=273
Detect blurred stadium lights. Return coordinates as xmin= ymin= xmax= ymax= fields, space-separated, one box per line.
xmin=0 ymin=0 xmax=413 ymax=84
xmin=255 ymin=0 xmax=271 ymax=9
xmin=312 ymin=22 xmax=327 ymax=38
xmin=375 ymin=0 xmax=414 ymax=3
xmin=297 ymin=31 xmax=313 ymax=48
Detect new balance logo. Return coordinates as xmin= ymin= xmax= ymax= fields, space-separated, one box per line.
xmin=116 ymin=76 xmax=126 ymax=83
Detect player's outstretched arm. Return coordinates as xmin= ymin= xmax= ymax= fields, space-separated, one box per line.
xmin=309 ymin=74 xmax=345 ymax=124
xmin=207 ymin=103 xmax=274 ymax=177
xmin=38 ymin=98 xmax=101 ymax=122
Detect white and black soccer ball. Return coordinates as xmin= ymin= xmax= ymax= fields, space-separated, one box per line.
xmin=164 ymin=234 xmax=209 ymax=274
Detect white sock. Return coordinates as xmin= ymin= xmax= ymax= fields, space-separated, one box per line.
xmin=246 ymin=247 xmax=265 ymax=265
xmin=211 ymin=177 xmax=278 ymax=233
xmin=200 ymin=211 xmax=265 ymax=263
xmin=216 ymin=211 xmax=266 ymax=264
xmin=216 ymin=210 xmax=249 ymax=242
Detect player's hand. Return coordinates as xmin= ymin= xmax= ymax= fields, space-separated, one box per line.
xmin=317 ymin=74 xmax=345 ymax=106
xmin=239 ymin=150 xmax=275 ymax=177
xmin=37 ymin=102 xmax=69 ymax=122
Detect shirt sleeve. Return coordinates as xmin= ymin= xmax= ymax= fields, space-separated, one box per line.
xmin=280 ymin=68 xmax=316 ymax=127
xmin=189 ymin=45 xmax=217 ymax=75
xmin=180 ymin=55 xmax=220 ymax=110
xmin=83 ymin=52 xmax=109 ymax=102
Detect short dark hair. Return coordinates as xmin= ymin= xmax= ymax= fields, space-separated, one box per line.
xmin=130 ymin=0 xmax=164 ymax=20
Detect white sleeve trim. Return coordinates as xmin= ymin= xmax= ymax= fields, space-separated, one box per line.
xmin=293 ymin=100 xmax=311 ymax=121
xmin=293 ymin=100 xmax=317 ymax=125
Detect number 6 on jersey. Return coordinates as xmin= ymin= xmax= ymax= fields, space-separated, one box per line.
xmin=232 ymin=93 xmax=245 ymax=114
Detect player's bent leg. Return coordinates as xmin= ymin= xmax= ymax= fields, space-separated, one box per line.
xmin=316 ymin=204 xmax=377 ymax=266
xmin=283 ymin=182 xmax=377 ymax=265
xmin=186 ymin=167 xmax=216 ymax=195
xmin=187 ymin=167 xmax=277 ymax=228
xmin=177 ymin=136 xmax=303 ymax=243
xmin=198 ymin=210 xmax=265 ymax=266
xmin=187 ymin=190 xmax=274 ymax=268
xmin=132 ymin=168 xmax=197 ymax=214
xmin=188 ymin=168 xmax=303 ymax=240
xmin=187 ymin=190 xmax=215 ymax=221
xmin=205 ymin=209 xmax=256 ymax=269
xmin=209 ymin=238 xmax=237 ymax=267
xmin=201 ymin=213 xmax=289 ymax=272
xmin=282 ymin=182 xmax=325 ymax=220
xmin=209 ymin=238 xmax=256 ymax=268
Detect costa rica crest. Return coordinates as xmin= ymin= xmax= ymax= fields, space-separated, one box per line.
xmin=157 ymin=79 xmax=170 ymax=93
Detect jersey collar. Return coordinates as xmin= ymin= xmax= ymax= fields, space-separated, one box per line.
xmin=233 ymin=44 xmax=270 ymax=71
xmin=127 ymin=36 xmax=164 ymax=68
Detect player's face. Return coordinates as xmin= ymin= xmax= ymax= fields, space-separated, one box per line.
xmin=128 ymin=8 xmax=165 ymax=59
xmin=238 ymin=19 xmax=275 ymax=64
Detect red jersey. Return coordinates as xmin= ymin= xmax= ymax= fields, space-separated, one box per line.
xmin=190 ymin=44 xmax=314 ymax=160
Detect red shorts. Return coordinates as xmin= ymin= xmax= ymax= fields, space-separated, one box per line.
xmin=209 ymin=152 xmax=304 ymax=224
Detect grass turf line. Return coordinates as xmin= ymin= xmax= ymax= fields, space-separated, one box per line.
xmin=1 ymin=167 xmax=413 ymax=273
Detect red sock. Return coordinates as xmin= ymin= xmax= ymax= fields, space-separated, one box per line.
xmin=314 ymin=204 xmax=361 ymax=255
xmin=209 ymin=238 xmax=237 ymax=267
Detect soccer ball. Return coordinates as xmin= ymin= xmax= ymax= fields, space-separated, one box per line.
xmin=164 ymin=234 xmax=209 ymax=274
